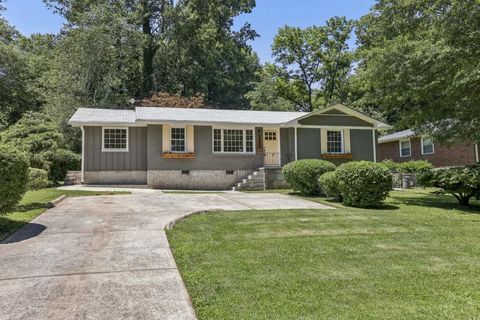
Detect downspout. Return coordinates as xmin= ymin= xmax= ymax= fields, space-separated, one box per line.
xmin=372 ymin=128 xmax=377 ymax=163
xmin=294 ymin=126 xmax=298 ymax=161
xmin=475 ymin=143 xmax=479 ymax=164
xmin=81 ymin=126 xmax=85 ymax=183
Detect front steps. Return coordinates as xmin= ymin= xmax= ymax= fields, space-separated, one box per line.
xmin=232 ymin=169 xmax=266 ymax=191
xmin=64 ymin=171 xmax=82 ymax=185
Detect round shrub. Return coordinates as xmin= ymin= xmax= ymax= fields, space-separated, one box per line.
xmin=336 ymin=161 xmax=393 ymax=207
xmin=318 ymin=171 xmax=342 ymax=201
xmin=27 ymin=168 xmax=49 ymax=190
xmin=46 ymin=149 xmax=81 ymax=181
xmin=0 ymin=144 xmax=29 ymax=213
xmin=282 ymin=159 xmax=336 ymax=195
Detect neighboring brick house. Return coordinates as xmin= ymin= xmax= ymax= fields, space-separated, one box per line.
xmin=378 ymin=129 xmax=479 ymax=167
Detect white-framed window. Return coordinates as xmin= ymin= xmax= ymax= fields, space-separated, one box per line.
xmin=102 ymin=127 xmax=128 ymax=152
xmin=421 ymin=136 xmax=434 ymax=155
xmin=399 ymin=139 xmax=411 ymax=157
xmin=326 ymin=130 xmax=344 ymax=154
xmin=212 ymin=128 xmax=255 ymax=154
xmin=170 ymin=127 xmax=186 ymax=153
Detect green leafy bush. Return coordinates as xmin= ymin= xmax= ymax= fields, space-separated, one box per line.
xmin=336 ymin=161 xmax=393 ymax=207
xmin=318 ymin=171 xmax=342 ymax=201
xmin=381 ymin=159 xmax=398 ymax=171
xmin=0 ymin=144 xmax=29 ymax=213
xmin=397 ymin=160 xmax=433 ymax=174
xmin=282 ymin=159 xmax=336 ymax=195
xmin=418 ymin=165 xmax=480 ymax=206
xmin=46 ymin=149 xmax=81 ymax=181
xmin=27 ymin=168 xmax=50 ymax=190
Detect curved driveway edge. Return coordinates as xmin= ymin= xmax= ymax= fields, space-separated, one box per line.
xmin=0 ymin=191 xmax=330 ymax=320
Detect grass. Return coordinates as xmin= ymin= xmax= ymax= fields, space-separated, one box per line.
xmin=167 ymin=189 xmax=480 ymax=320
xmin=0 ymin=188 xmax=129 ymax=241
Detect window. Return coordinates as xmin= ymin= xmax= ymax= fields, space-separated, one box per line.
xmin=264 ymin=131 xmax=277 ymax=141
xmin=400 ymin=139 xmax=411 ymax=157
xmin=326 ymin=130 xmax=343 ymax=154
xmin=170 ymin=127 xmax=186 ymax=152
xmin=212 ymin=128 xmax=255 ymax=154
xmin=421 ymin=137 xmax=434 ymax=155
xmin=102 ymin=127 xmax=128 ymax=152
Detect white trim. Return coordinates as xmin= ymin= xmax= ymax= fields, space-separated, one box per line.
xmin=421 ymin=136 xmax=435 ymax=155
xmin=81 ymin=126 xmax=85 ymax=183
xmin=372 ymin=129 xmax=377 ymax=162
xmin=294 ymin=127 xmax=298 ymax=160
xmin=101 ymin=127 xmax=129 ymax=152
xmin=399 ymin=139 xmax=411 ymax=157
xmin=298 ymin=125 xmax=374 ymax=130
xmin=325 ymin=129 xmax=344 ymax=154
xmin=475 ymin=144 xmax=479 ymax=163
xmin=211 ymin=127 xmax=256 ymax=155
xmin=169 ymin=125 xmax=187 ymax=153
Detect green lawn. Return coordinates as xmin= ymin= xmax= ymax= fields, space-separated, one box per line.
xmin=167 ymin=189 xmax=480 ymax=320
xmin=0 ymin=188 xmax=129 ymax=241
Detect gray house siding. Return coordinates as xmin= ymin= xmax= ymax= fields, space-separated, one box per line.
xmin=297 ymin=128 xmax=322 ymax=159
xmin=298 ymin=115 xmax=373 ymax=127
xmin=280 ymin=128 xmax=295 ymax=165
xmin=84 ymin=126 xmax=147 ymax=184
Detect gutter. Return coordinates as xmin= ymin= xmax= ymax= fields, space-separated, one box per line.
xmin=476 ymin=144 xmax=479 ymax=163
xmin=81 ymin=126 xmax=85 ymax=183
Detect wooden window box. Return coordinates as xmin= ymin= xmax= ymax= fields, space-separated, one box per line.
xmin=321 ymin=153 xmax=353 ymax=159
xmin=162 ymin=152 xmax=196 ymax=159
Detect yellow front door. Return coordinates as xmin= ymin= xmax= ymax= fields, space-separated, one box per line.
xmin=263 ymin=129 xmax=280 ymax=166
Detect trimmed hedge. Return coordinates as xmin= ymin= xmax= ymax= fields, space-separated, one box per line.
xmin=282 ymin=159 xmax=336 ymax=195
xmin=336 ymin=161 xmax=393 ymax=207
xmin=397 ymin=160 xmax=433 ymax=174
xmin=46 ymin=149 xmax=81 ymax=181
xmin=318 ymin=171 xmax=342 ymax=201
xmin=0 ymin=144 xmax=29 ymax=213
xmin=27 ymin=168 xmax=50 ymax=190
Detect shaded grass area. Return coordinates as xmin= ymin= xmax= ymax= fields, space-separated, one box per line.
xmin=167 ymin=189 xmax=480 ymax=319
xmin=0 ymin=188 xmax=129 ymax=241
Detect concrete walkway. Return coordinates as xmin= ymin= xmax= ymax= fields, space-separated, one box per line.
xmin=0 ymin=191 xmax=330 ymax=320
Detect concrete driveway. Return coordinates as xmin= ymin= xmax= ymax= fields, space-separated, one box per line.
xmin=0 ymin=191 xmax=330 ymax=320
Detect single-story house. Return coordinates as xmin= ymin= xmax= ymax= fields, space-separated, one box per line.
xmin=378 ymin=129 xmax=479 ymax=167
xmin=68 ymin=103 xmax=389 ymax=189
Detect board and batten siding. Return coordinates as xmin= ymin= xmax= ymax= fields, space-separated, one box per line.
xmin=298 ymin=114 xmax=373 ymax=127
xmin=84 ymin=126 xmax=147 ymax=171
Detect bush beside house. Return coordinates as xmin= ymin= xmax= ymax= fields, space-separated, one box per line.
xmin=336 ymin=161 xmax=393 ymax=207
xmin=419 ymin=165 xmax=480 ymax=206
xmin=282 ymin=159 xmax=336 ymax=195
xmin=0 ymin=144 xmax=29 ymax=213
xmin=318 ymin=171 xmax=342 ymax=201
xmin=27 ymin=168 xmax=50 ymax=190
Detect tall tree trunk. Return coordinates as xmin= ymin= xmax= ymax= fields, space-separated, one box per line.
xmin=142 ymin=0 xmax=155 ymax=95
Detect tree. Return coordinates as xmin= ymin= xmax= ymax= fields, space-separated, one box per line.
xmin=355 ymin=0 xmax=480 ymax=144
xmin=245 ymin=64 xmax=295 ymax=111
xmin=271 ymin=17 xmax=354 ymax=112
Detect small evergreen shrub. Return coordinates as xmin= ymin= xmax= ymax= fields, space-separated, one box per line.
xmin=282 ymin=159 xmax=336 ymax=195
xmin=381 ymin=159 xmax=398 ymax=171
xmin=46 ymin=149 xmax=81 ymax=181
xmin=318 ymin=171 xmax=342 ymax=201
xmin=418 ymin=165 xmax=480 ymax=206
xmin=0 ymin=144 xmax=29 ymax=213
xmin=397 ymin=160 xmax=433 ymax=174
xmin=27 ymin=168 xmax=49 ymax=190
xmin=336 ymin=161 xmax=393 ymax=207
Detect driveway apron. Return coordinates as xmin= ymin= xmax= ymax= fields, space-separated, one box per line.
xmin=0 ymin=191 xmax=330 ymax=320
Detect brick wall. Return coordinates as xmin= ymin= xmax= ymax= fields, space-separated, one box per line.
xmin=378 ymin=137 xmax=478 ymax=167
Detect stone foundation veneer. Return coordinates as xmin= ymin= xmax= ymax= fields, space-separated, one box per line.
xmin=147 ymin=170 xmax=246 ymax=190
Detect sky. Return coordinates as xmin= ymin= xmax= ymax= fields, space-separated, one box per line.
xmin=3 ymin=0 xmax=375 ymax=63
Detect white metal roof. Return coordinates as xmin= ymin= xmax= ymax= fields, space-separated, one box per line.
xmin=378 ymin=129 xmax=415 ymax=143
xmin=135 ymin=107 xmax=306 ymax=125
xmin=69 ymin=108 xmax=136 ymax=126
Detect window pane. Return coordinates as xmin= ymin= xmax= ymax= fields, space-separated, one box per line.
xmin=171 ymin=128 xmax=185 ymax=152
xmin=223 ymin=129 xmax=244 ymax=152
xmin=213 ymin=129 xmax=222 ymax=152
xmin=327 ymin=130 xmax=343 ymax=153
xmin=246 ymin=130 xmax=254 ymax=152
xmin=103 ymin=128 xmax=127 ymax=150
xmin=423 ymin=138 xmax=434 ymax=154
xmin=401 ymin=141 xmax=411 ymax=156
